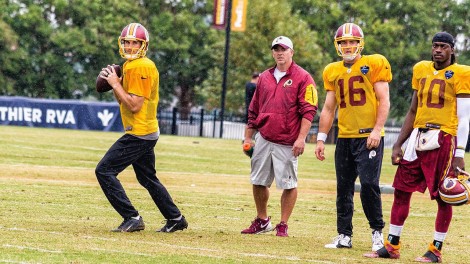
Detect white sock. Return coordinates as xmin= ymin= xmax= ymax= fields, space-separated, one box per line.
xmin=434 ymin=231 xmax=447 ymax=242
xmin=389 ymin=224 xmax=403 ymax=237
xmin=131 ymin=215 xmax=140 ymax=220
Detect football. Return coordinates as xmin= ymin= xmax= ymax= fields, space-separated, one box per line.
xmin=439 ymin=176 xmax=470 ymax=206
xmin=95 ymin=64 xmax=122 ymax=93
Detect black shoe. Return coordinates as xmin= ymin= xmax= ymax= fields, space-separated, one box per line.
xmin=157 ymin=215 xmax=188 ymax=233
xmin=112 ymin=216 xmax=145 ymax=232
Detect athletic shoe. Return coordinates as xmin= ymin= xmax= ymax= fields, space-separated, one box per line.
xmin=325 ymin=234 xmax=352 ymax=248
xmin=112 ymin=216 xmax=145 ymax=232
xmin=415 ymin=243 xmax=442 ymax=263
xmin=275 ymin=222 xmax=288 ymax=237
xmin=157 ymin=215 xmax=188 ymax=233
xmin=371 ymin=229 xmax=384 ymax=251
xmin=241 ymin=217 xmax=273 ymax=234
xmin=363 ymin=241 xmax=401 ymax=259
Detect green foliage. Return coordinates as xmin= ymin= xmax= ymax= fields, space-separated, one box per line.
xmin=1 ymin=0 xmax=139 ymax=99
xmin=198 ymin=0 xmax=331 ymax=112
xmin=1 ymin=0 xmax=470 ymax=118
xmin=0 ymin=16 xmax=22 ymax=95
xmin=290 ymin=0 xmax=470 ymax=117
xmin=147 ymin=6 xmax=221 ymax=115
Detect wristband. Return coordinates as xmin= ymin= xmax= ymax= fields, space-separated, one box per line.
xmin=317 ymin=132 xmax=328 ymax=142
xmin=455 ymin=148 xmax=465 ymax=158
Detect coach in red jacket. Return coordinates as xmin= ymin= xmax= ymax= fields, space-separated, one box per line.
xmin=241 ymin=36 xmax=318 ymax=237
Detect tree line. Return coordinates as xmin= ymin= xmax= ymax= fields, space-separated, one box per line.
xmin=1 ymin=0 xmax=469 ymax=119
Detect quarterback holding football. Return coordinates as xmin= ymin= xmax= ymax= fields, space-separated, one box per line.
xmin=95 ymin=23 xmax=188 ymax=233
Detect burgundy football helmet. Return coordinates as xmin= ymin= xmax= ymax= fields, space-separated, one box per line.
xmin=439 ymin=168 xmax=470 ymax=206
xmin=334 ymin=23 xmax=364 ymax=61
xmin=118 ymin=23 xmax=149 ymax=60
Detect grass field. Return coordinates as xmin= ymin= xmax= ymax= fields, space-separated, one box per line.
xmin=0 ymin=125 xmax=469 ymax=264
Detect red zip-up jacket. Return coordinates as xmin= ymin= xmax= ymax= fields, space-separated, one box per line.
xmin=247 ymin=61 xmax=318 ymax=145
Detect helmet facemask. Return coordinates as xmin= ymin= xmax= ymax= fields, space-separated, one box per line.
xmin=118 ymin=38 xmax=148 ymax=60
xmin=334 ymin=38 xmax=364 ymax=62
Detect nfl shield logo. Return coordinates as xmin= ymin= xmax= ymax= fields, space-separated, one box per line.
xmin=445 ymin=70 xmax=454 ymax=79
xmin=360 ymin=66 xmax=370 ymax=75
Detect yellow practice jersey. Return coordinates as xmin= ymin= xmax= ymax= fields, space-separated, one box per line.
xmin=120 ymin=57 xmax=159 ymax=136
xmin=323 ymin=54 xmax=392 ymax=138
xmin=412 ymin=61 xmax=470 ymax=136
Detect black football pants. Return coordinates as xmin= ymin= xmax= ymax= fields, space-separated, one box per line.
xmin=95 ymin=134 xmax=181 ymax=220
xmin=334 ymin=137 xmax=385 ymax=237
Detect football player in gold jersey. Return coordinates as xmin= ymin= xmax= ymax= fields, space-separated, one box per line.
xmin=364 ymin=32 xmax=470 ymax=262
xmin=96 ymin=23 xmax=187 ymax=233
xmin=315 ymin=22 xmax=391 ymax=251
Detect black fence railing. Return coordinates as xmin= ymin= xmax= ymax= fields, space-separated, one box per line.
xmin=158 ymin=107 xmax=245 ymax=138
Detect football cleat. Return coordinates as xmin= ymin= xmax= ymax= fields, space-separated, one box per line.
xmin=157 ymin=215 xmax=188 ymax=233
xmin=415 ymin=243 xmax=442 ymax=263
xmin=364 ymin=241 xmax=400 ymax=259
xmin=112 ymin=216 xmax=145 ymax=232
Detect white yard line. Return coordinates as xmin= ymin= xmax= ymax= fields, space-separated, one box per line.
xmin=0 ymin=260 xmax=41 ymax=264
xmin=3 ymin=244 xmax=62 ymax=253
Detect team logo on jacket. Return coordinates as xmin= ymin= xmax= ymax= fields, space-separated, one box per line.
xmin=283 ymin=79 xmax=293 ymax=88
xmin=445 ymin=70 xmax=454 ymax=79
xmin=360 ymin=65 xmax=370 ymax=75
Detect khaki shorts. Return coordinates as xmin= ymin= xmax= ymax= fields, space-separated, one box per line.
xmin=250 ymin=133 xmax=298 ymax=189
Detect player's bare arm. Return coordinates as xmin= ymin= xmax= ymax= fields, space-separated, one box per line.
xmin=315 ymin=91 xmax=336 ymax=161
xmin=368 ymin=81 xmax=390 ymax=149
xmin=113 ymin=90 xmax=144 ymax=114
xmin=112 ymin=90 xmax=121 ymax=104
xmin=391 ymin=91 xmax=418 ymax=165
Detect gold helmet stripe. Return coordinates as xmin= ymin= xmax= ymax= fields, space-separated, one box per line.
xmin=344 ymin=23 xmax=350 ymax=35
xmin=128 ymin=23 xmax=137 ymax=37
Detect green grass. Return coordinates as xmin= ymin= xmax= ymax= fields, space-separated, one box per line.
xmin=0 ymin=125 xmax=469 ymax=263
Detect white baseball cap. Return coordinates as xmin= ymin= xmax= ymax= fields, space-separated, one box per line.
xmin=271 ymin=36 xmax=293 ymax=50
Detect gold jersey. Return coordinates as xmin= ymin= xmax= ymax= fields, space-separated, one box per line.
xmin=120 ymin=57 xmax=159 ymax=136
xmin=323 ymin=54 xmax=392 ymax=138
xmin=412 ymin=61 xmax=470 ymax=136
